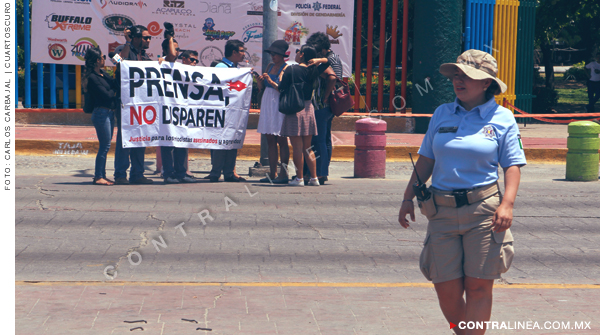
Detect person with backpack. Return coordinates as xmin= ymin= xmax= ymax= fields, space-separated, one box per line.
xmin=206 ymin=39 xmax=247 ymax=182
xmin=278 ymin=44 xmax=330 ymax=186
xmin=82 ymin=47 xmax=117 ymax=186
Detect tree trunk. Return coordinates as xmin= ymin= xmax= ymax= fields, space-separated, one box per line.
xmin=541 ymin=43 xmax=554 ymax=89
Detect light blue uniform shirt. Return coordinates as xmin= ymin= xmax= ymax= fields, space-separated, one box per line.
xmin=418 ymin=98 xmax=527 ymax=191
xmin=215 ymin=57 xmax=235 ymax=68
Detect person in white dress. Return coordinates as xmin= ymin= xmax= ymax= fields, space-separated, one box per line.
xmin=256 ymin=40 xmax=290 ymax=183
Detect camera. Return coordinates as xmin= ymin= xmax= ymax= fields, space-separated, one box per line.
xmin=126 ymin=25 xmax=142 ymax=39
xmin=164 ymin=22 xmax=175 ymax=39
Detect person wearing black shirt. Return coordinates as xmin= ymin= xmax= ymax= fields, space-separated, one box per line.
xmin=206 ymin=40 xmax=247 ymax=183
xmin=112 ymin=25 xmax=154 ymax=185
xmin=83 ymin=47 xmax=116 ymax=186
xmin=306 ymin=32 xmax=342 ymax=185
xmin=279 ymin=44 xmax=330 ymax=187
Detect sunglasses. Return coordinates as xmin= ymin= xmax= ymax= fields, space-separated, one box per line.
xmin=189 ymin=57 xmax=199 ymax=63
xmin=142 ymin=36 xmax=152 ymax=41
xmin=236 ymin=48 xmax=246 ymax=53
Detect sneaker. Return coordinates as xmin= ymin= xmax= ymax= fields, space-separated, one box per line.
xmin=288 ymin=177 xmax=305 ymax=186
xmin=308 ymin=178 xmax=320 ymax=186
xmin=114 ymin=177 xmax=129 ymax=185
xmin=130 ymin=176 xmax=154 ymax=184
xmin=164 ymin=176 xmax=180 ymax=184
xmin=180 ymin=175 xmax=199 ymax=183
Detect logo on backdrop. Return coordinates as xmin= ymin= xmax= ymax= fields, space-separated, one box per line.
xmin=153 ymin=1 xmax=195 ymax=16
xmin=102 ymin=14 xmax=135 ymax=36
xmin=198 ymin=2 xmax=232 ymax=14
xmin=108 ymin=1 xmax=147 ymax=9
xmin=147 ymin=21 xmax=163 ymax=36
xmin=284 ymin=22 xmax=309 ymax=45
xmin=50 ymin=0 xmax=92 ymax=4
xmin=295 ymin=2 xmax=342 ymax=11
xmin=326 ymin=24 xmax=342 ymax=44
xmin=202 ymin=18 xmax=235 ymax=41
xmin=108 ymin=41 xmax=121 ymax=54
xmin=163 ymin=0 xmax=185 ymax=7
xmin=246 ymin=2 xmax=281 ymax=16
xmin=242 ymin=23 xmax=262 ymax=43
xmin=199 ymin=46 xmax=223 ymax=66
xmin=71 ymin=37 xmax=98 ymax=61
xmin=98 ymin=0 xmax=108 ymax=9
xmin=48 ymin=43 xmax=67 ymax=61
xmin=45 ymin=14 xmax=93 ymax=31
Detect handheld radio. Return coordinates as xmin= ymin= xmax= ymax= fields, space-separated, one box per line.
xmin=409 ymin=153 xmax=431 ymax=201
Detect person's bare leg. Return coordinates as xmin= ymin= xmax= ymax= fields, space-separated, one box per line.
xmin=302 ymin=135 xmax=317 ymax=179
xmin=434 ymin=277 xmax=467 ymax=335
xmin=464 ymin=277 xmax=494 ymax=335
xmin=277 ymin=136 xmax=290 ymax=179
xmin=289 ymin=136 xmax=304 ymax=179
xmin=155 ymin=148 xmax=163 ymax=175
xmin=266 ymin=134 xmax=278 ymax=179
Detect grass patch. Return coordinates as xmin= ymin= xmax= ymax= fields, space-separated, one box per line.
xmin=557 ymin=87 xmax=589 ymax=104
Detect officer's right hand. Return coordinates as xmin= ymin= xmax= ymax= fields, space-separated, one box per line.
xmin=398 ymin=200 xmax=415 ymax=229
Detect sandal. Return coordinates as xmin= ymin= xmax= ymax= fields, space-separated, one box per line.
xmin=93 ymin=177 xmax=114 ymax=186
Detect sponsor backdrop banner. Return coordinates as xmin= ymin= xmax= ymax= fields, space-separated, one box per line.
xmin=120 ymin=61 xmax=252 ymax=149
xmin=31 ymin=0 xmax=354 ymax=75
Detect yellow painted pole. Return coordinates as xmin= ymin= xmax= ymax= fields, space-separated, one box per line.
xmin=493 ymin=0 xmax=519 ymax=110
xmin=75 ymin=65 xmax=82 ymax=108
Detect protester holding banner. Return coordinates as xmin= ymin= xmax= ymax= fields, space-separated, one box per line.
xmin=158 ymin=35 xmax=197 ymax=183
xmin=279 ymin=45 xmax=330 ymax=187
xmin=256 ymin=40 xmax=290 ymax=183
xmin=83 ymin=47 xmax=117 ymax=186
xmin=306 ymin=32 xmax=343 ymax=185
xmin=113 ymin=25 xmax=154 ymax=185
xmin=207 ymin=40 xmax=248 ymax=183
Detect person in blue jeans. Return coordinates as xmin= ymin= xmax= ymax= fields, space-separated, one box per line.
xmin=83 ymin=47 xmax=116 ymax=186
xmin=113 ymin=25 xmax=154 ymax=184
xmin=305 ymin=32 xmax=341 ymax=184
xmin=160 ymin=45 xmax=199 ymax=183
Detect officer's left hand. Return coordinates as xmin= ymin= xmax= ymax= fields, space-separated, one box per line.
xmin=491 ymin=203 xmax=513 ymax=232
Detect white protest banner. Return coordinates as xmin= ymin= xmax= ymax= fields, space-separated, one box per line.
xmin=120 ymin=61 xmax=252 ymax=150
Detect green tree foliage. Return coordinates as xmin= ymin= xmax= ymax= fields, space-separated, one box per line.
xmin=535 ymin=0 xmax=600 ymax=89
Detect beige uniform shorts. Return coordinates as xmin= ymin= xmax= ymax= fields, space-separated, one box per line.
xmin=419 ymin=194 xmax=514 ymax=284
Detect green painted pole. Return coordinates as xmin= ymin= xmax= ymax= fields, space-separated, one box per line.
xmin=566 ymin=121 xmax=600 ymax=182
xmin=412 ymin=0 xmax=463 ymax=133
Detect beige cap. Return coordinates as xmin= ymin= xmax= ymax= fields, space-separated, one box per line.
xmin=439 ymin=49 xmax=507 ymax=95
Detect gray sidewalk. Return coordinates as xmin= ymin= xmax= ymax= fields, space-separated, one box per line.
xmin=15 ymin=156 xmax=600 ymax=334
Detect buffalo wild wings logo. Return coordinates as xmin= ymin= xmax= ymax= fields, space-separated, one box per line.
xmin=45 ymin=13 xmax=93 ymax=31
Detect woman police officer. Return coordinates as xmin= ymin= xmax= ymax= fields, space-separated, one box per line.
xmin=398 ymin=50 xmax=526 ymax=335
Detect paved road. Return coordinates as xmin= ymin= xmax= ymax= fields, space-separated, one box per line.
xmin=15 ymin=156 xmax=600 ymax=334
